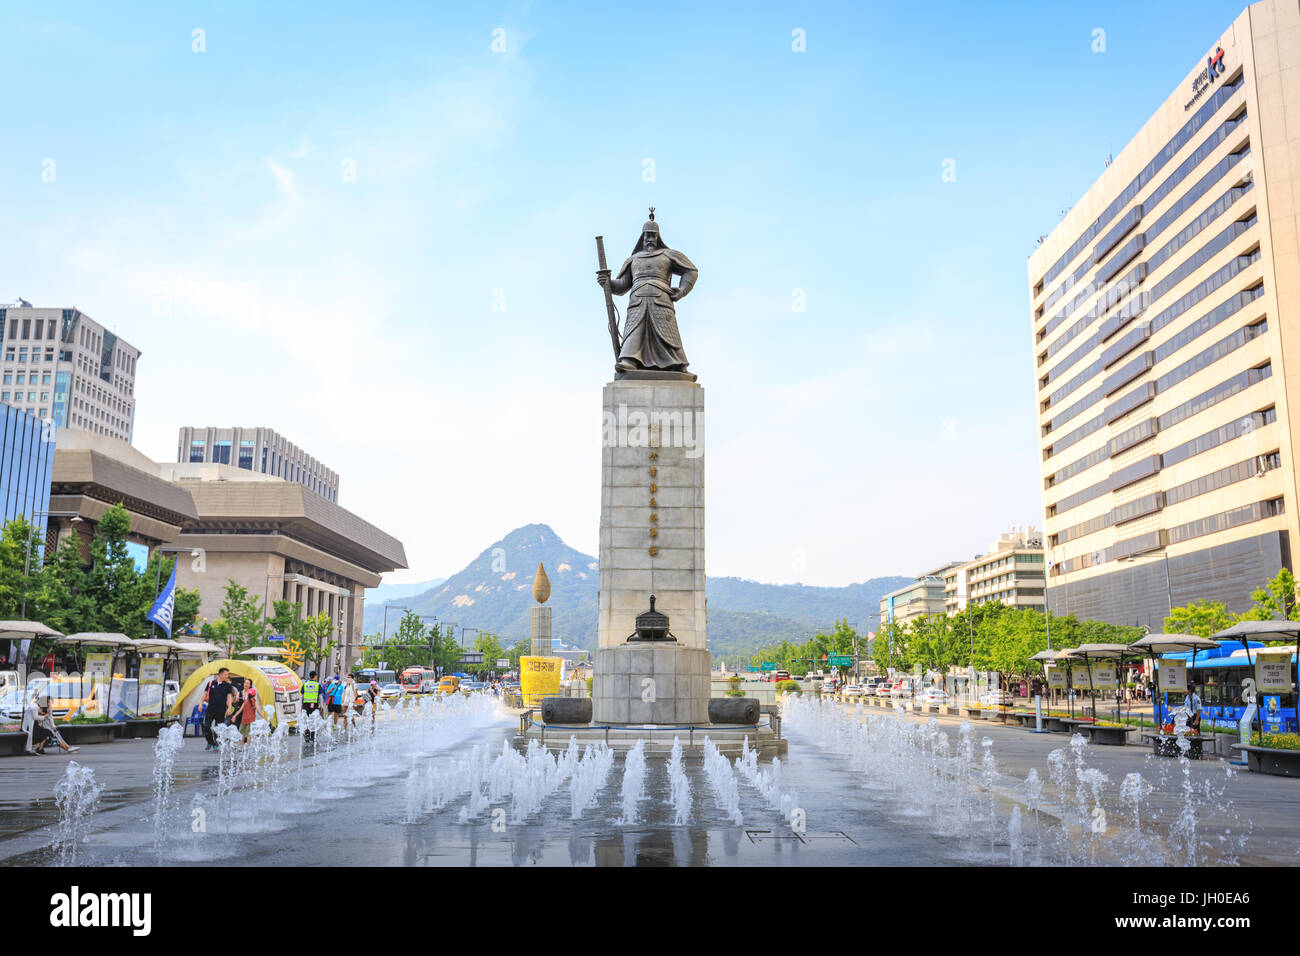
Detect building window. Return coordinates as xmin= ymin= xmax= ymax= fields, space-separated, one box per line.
xmin=189 ymin=440 xmax=206 ymax=463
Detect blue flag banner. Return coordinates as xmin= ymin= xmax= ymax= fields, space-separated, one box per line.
xmin=147 ymin=563 xmax=178 ymax=637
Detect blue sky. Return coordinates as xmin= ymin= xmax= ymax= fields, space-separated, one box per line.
xmin=0 ymin=1 xmax=1250 ymax=586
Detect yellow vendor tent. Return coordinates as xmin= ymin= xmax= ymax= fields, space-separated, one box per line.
xmin=170 ymin=659 xmax=303 ymax=729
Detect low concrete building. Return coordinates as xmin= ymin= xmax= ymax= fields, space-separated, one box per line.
xmin=50 ymin=430 xmax=199 ymax=555
xmin=176 ymin=426 xmax=339 ymax=502
xmin=943 ymin=527 xmax=1047 ymax=613
xmin=162 ymin=462 xmax=405 ymax=670
xmin=880 ymin=563 xmax=963 ymax=626
xmin=51 ymin=431 xmax=406 ymax=671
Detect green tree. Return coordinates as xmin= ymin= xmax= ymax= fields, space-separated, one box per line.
xmin=1162 ymin=600 xmax=1237 ymax=638
xmin=172 ymin=587 xmax=202 ymax=637
xmin=1242 ymin=568 xmax=1300 ymax=622
xmin=872 ymin=619 xmax=905 ymax=673
xmin=81 ymin=504 xmax=149 ymax=636
xmin=307 ymin=612 xmax=338 ymax=673
xmin=28 ymin=535 xmax=94 ymax=635
xmin=474 ymin=632 xmax=506 ymax=676
xmin=430 ymin=624 xmax=464 ymax=675
xmin=0 ymin=516 xmax=43 ymax=619
xmin=268 ymin=600 xmax=313 ymax=673
xmin=215 ymin=581 xmax=267 ymax=656
xmin=507 ymin=638 xmax=531 ymax=671
xmin=972 ymin=607 xmax=1047 ymax=684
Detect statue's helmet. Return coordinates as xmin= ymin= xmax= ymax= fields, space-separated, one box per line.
xmin=634 ymin=209 xmax=662 ymax=255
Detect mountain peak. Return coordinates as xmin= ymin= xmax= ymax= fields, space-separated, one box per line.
xmin=364 ymin=523 xmax=912 ymax=660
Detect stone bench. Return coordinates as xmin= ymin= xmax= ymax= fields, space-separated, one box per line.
xmin=1230 ymin=743 xmax=1300 ymax=776
xmin=1042 ymin=716 xmax=1073 ymax=733
xmin=1075 ymin=723 xmax=1138 ymax=746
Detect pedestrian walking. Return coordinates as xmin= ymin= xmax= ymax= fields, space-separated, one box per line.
xmin=203 ymin=667 xmax=239 ymax=750
xmin=343 ymin=673 xmax=360 ymax=726
xmin=301 ymin=670 xmax=321 ymax=741
xmin=1185 ymin=687 xmax=1203 ymax=732
xmin=327 ymin=672 xmax=348 ymax=727
xmin=237 ymin=680 xmax=266 ymax=743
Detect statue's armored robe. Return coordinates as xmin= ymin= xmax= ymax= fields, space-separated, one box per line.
xmin=611 ymin=247 xmax=698 ymax=371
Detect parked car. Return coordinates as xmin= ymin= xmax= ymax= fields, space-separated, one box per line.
xmin=982 ymin=689 xmax=1013 ymax=707
xmin=0 ymin=689 xmax=25 ymax=722
xmin=918 ymin=687 xmax=948 ymax=705
xmin=843 ymin=684 xmax=864 ymax=698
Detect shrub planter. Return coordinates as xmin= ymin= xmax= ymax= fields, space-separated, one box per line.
xmin=121 ymin=718 xmax=178 ymax=739
xmin=1043 ymin=716 xmax=1072 ymax=733
xmin=0 ymin=731 xmax=31 ymax=756
xmin=1080 ymin=724 xmax=1137 ymax=746
xmin=1231 ymin=743 xmax=1300 ymax=776
xmin=59 ymin=721 xmax=125 ymax=745
xmin=1150 ymin=734 xmax=1203 ymax=759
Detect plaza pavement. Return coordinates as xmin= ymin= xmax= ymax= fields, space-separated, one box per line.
xmin=836 ymin=697 xmax=1299 ymax=865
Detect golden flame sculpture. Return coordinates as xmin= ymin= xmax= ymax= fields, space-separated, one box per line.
xmin=533 ymin=562 xmax=551 ymax=604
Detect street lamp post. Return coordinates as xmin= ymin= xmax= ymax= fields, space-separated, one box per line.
xmin=20 ymin=510 xmax=83 ymax=618
xmin=382 ymin=604 xmax=411 ymax=643
xmin=461 ymin=627 xmax=481 ymax=674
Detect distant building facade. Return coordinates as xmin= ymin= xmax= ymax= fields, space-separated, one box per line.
xmin=51 ymin=431 xmax=405 ymax=671
xmin=1 ymin=302 xmax=140 ymax=442
xmin=1029 ymin=0 xmax=1300 ymax=627
xmin=1 ymin=405 xmax=54 ymax=532
xmin=880 ymin=563 xmax=962 ymax=626
xmin=176 ymin=426 xmax=339 ymax=502
xmin=943 ymin=527 xmax=1047 ymax=613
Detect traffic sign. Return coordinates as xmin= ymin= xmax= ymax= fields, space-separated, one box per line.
xmin=828 ymin=654 xmax=852 ymax=666
xmin=760 ymin=662 xmax=775 ymax=671
xmin=747 ymin=666 xmax=760 ymax=672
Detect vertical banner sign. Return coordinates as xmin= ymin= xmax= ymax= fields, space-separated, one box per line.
xmin=1255 ymin=650 xmax=1292 ymax=694
xmin=1046 ymin=666 xmax=1066 ymax=690
xmin=84 ymin=652 xmax=112 ymax=692
xmin=1262 ymin=695 xmax=1283 ymax=733
xmin=139 ymin=658 xmax=164 ymax=718
xmin=1091 ymin=663 xmax=1118 ymax=689
xmin=1071 ymin=664 xmax=1094 ymax=690
xmin=1158 ymin=661 xmax=1187 ymax=693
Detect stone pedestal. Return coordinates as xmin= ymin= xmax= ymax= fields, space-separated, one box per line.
xmin=592 ymin=642 xmax=711 ymax=725
xmin=598 ymin=379 xmax=706 ymax=649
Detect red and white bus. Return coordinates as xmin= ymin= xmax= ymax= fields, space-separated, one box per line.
xmin=401 ymin=667 xmax=437 ymax=693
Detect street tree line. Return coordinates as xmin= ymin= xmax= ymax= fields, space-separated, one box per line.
xmin=1 ymin=506 xmax=201 ymax=644
xmin=355 ymin=609 xmax=531 ymax=678
xmin=746 ymin=567 xmax=1300 ymax=688
xmin=1162 ymin=568 xmax=1300 ymax=639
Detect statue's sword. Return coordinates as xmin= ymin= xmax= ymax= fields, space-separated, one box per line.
xmin=595 ymin=235 xmax=621 ymax=360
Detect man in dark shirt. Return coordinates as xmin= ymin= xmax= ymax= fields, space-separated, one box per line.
xmin=203 ymin=668 xmax=238 ymax=751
